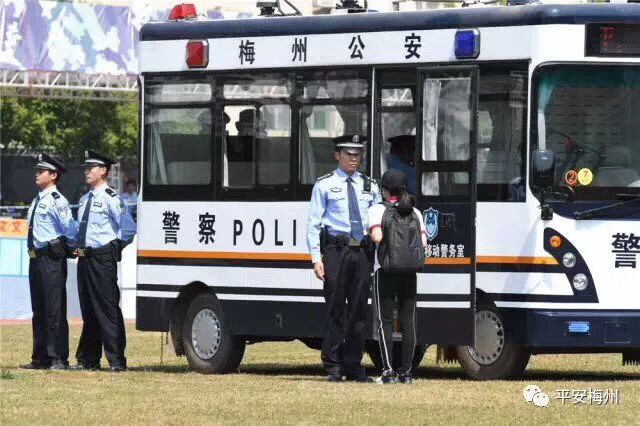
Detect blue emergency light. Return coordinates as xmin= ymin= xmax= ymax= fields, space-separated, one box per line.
xmin=454 ymin=29 xmax=480 ymax=59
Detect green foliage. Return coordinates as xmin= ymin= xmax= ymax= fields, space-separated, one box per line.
xmin=0 ymin=97 xmax=138 ymax=162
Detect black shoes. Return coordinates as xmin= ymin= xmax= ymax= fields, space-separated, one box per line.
xmin=344 ymin=374 xmax=373 ymax=383
xmin=376 ymin=369 xmax=398 ymax=384
xmin=19 ymin=362 xmax=49 ymax=370
xmin=49 ymin=362 xmax=68 ymax=371
xmin=69 ymin=364 xmax=100 ymax=371
xmin=397 ymin=372 xmax=413 ymax=384
xmin=69 ymin=364 xmax=124 ymax=372
xmin=326 ymin=373 xmax=343 ymax=382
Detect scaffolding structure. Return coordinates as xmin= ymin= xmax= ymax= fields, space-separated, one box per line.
xmin=0 ymin=70 xmax=138 ymax=102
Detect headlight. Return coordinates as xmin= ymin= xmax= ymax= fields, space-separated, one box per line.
xmin=572 ymin=273 xmax=588 ymax=291
xmin=563 ymin=252 xmax=577 ymax=268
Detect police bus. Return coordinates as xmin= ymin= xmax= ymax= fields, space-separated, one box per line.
xmin=136 ymin=2 xmax=640 ymax=379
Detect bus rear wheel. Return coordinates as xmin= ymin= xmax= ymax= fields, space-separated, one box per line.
xmin=182 ymin=292 xmax=245 ymax=374
xmin=456 ymin=300 xmax=530 ymax=380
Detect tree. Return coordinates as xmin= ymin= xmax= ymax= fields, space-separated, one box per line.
xmin=0 ymin=97 xmax=138 ymax=162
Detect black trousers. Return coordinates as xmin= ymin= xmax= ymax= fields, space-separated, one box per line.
xmin=321 ymin=243 xmax=373 ymax=376
xmin=28 ymin=255 xmax=69 ymax=365
xmin=374 ymin=270 xmax=417 ymax=374
xmin=76 ymin=251 xmax=126 ymax=368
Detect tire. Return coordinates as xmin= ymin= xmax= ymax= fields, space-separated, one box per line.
xmin=456 ymin=299 xmax=530 ymax=380
xmin=366 ymin=341 xmax=426 ymax=371
xmin=182 ymin=292 xmax=245 ymax=374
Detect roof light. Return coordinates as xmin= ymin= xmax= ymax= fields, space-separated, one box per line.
xmin=186 ymin=40 xmax=208 ymax=68
xmin=169 ymin=3 xmax=197 ymax=20
xmin=454 ymin=29 xmax=480 ymax=59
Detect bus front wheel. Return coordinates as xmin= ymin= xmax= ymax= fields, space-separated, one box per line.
xmin=456 ymin=299 xmax=530 ymax=380
xmin=182 ymin=292 xmax=245 ymax=374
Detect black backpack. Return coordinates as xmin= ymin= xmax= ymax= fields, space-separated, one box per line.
xmin=377 ymin=202 xmax=425 ymax=273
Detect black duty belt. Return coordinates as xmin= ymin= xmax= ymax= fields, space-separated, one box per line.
xmin=325 ymin=232 xmax=363 ymax=248
xmin=77 ymin=244 xmax=112 ymax=258
xmin=27 ymin=246 xmax=50 ymax=259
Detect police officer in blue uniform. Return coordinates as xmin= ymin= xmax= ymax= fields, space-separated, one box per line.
xmin=307 ymin=135 xmax=381 ymax=382
xmin=70 ymin=151 xmax=136 ymax=372
xmin=20 ymin=154 xmax=78 ymax=370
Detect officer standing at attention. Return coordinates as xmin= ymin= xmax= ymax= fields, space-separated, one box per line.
xmin=307 ymin=135 xmax=381 ymax=382
xmin=20 ymin=154 xmax=78 ymax=370
xmin=70 ymin=151 xmax=136 ymax=372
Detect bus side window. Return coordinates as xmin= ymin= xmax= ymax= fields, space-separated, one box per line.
xmin=146 ymin=107 xmax=212 ymax=186
xmin=378 ymin=70 xmax=417 ymax=194
xmin=220 ymin=74 xmax=292 ymax=191
xmin=298 ymin=71 xmax=370 ymax=185
xmin=476 ymin=65 xmax=527 ymax=202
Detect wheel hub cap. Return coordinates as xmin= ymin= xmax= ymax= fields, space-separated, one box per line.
xmin=191 ymin=308 xmax=221 ymax=360
xmin=467 ymin=310 xmax=504 ymax=365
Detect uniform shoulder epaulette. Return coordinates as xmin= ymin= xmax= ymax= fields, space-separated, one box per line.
xmin=51 ymin=192 xmax=60 ymax=199
xmin=105 ymin=187 xmax=118 ymax=197
xmin=316 ymin=172 xmax=334 ymax=182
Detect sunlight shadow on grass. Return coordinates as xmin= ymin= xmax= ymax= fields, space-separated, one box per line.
xmin=239 ymin=363 xmax=326 ymax=376
xmin=128 ymin=364 xmax=192 ymax=374
xmin=521 ymin=369 xmax=640 ymax=381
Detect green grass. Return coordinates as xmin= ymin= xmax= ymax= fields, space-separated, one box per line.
xmin=1 ymin=323 xmax=638 ymax=425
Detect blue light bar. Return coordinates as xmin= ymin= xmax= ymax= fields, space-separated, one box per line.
xmin=454 ymin=29 xmax=480 ymax=59
xmin=567 ymin=321 xmax=590 ymax=334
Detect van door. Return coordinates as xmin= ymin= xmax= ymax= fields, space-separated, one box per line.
xmin=415 ymin=66 xmax=477 ymax=345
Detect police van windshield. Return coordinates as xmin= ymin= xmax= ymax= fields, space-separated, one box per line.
xmin=536 ymin=65 xmax=640 ymax=201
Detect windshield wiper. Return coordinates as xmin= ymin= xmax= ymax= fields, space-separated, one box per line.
xmin=574 ymin=194 xmax=640 ymax=220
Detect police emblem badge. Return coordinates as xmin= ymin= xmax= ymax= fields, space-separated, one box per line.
xmin=424 ymin=207 xmax=439 ymax=241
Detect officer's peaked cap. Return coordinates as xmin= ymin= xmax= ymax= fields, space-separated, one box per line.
xmin=35 ymin=153 xmax=66 ymax=173
xmin=333 ymin=134 xmax=366 ymax=152
xmin=83 ymin=150 xmax=114 ymax=169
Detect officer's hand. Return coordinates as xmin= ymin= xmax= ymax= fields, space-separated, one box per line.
xmin=313 ymin=261 xmax=325 ymax=281
xmin=72 ymin=249 xmax=78 ymax=256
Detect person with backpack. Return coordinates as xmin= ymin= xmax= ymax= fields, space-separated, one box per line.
xmin=368 ymin=169 xmax=427 ymax=384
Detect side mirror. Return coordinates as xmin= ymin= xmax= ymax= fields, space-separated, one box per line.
xmin=532 ymin=149 xmax=555 ymax=189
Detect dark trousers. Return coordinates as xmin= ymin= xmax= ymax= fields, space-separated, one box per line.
xmin=321 ymin=243 xmax=373 ymax=376
xmin=374 ymin=270 xmax=417 ymax=374
xmin=28 ymin=255 xmax=69 ymax=366
xmin=76 ymin=252 xmax=126 ymax=368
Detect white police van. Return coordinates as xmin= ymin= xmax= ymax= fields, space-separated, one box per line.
xmin=136 ymin=1 xmax=640 ymax=379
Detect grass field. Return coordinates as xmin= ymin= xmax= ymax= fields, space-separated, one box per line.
xmin=1 ymin=322 xmax=638 ymax=425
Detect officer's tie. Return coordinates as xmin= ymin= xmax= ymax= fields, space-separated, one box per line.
xmin=78 ymin=193 xmax=93 ymax=248
xmin=346 ymin=177 xmax=364 ymax=241
xmin=27 ymin=195 xmax=40 ymax=250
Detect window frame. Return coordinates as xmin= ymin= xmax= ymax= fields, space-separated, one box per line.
xmin=294 ymin=68 xmax=372 ymax=201
xmin=475 ymin=62 xmax=529 ymax=202
xmin=142 ymin=74 xmax=216 ymax=201
xmin=530 ymin=61 xmax=640 ymax=204
xmin=373 ymin=62 xmax=528 ymax=203
xmin=140 ymin=68 xmax=378 ymax=202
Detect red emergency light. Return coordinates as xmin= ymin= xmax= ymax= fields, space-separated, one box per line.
xmin=186 ymin=40 xmax=209 ymax=68
xmin=169 ymin=3 xmax=197 ymax=20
